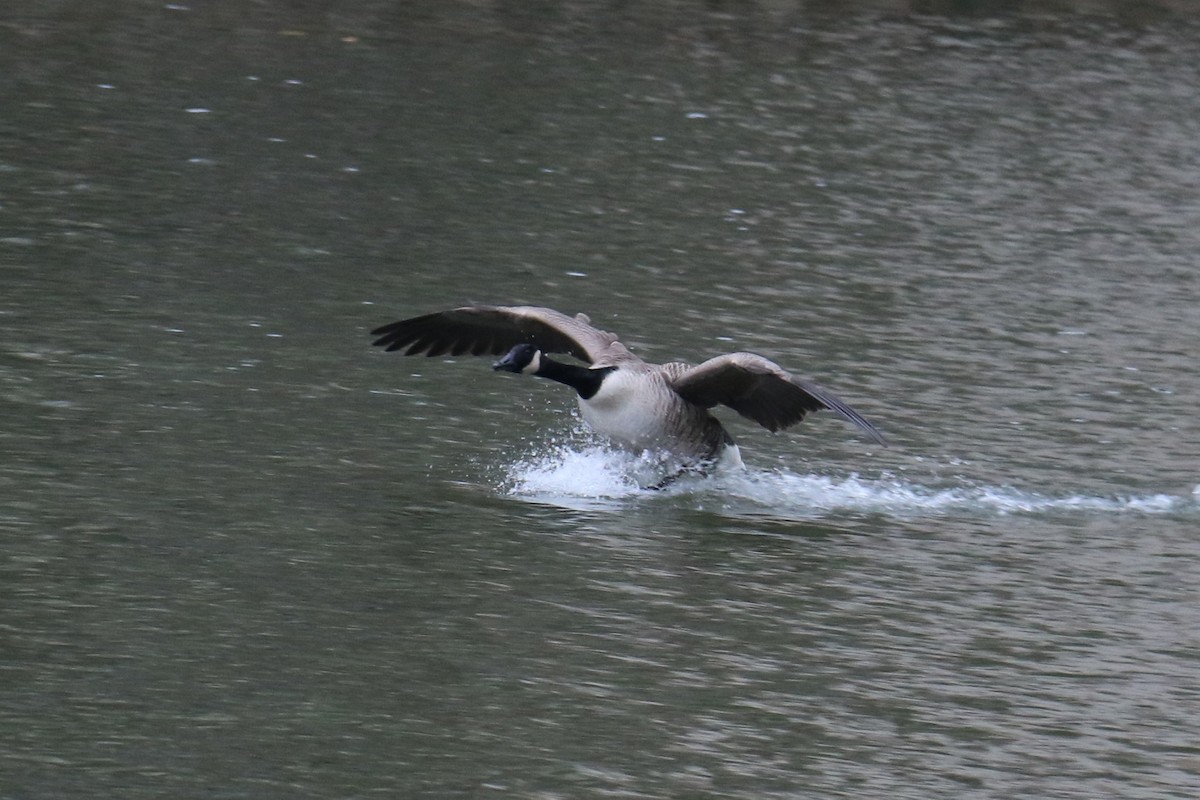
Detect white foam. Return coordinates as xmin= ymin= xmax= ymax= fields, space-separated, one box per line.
xmin=502 ymin=441 xmax=1193 ymax=519
xmin=710 ymin=471 xmax=1185 ymax=518
xmin=507 ymin=443 xmax=646 ymax=500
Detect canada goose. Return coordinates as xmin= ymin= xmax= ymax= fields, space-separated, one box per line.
xmin=370 ymin=305 xmax=885 ymax=480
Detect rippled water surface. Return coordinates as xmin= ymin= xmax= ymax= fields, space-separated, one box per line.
xmin=4 ymin=3 xmax=1200 ymax=798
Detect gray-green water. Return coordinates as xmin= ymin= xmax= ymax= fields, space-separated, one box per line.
xmin=4 ymin=4 xmax=1200 ymax=798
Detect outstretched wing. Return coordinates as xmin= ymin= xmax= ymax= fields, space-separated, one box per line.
xmin=670 ymin=352 xmax=887 ymax=445
xmin=370 ymin=305 xmax=619 ymax=364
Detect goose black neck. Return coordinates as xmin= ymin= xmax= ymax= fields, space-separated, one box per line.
xmin=534 ymin=355 xmax=612 ymax=400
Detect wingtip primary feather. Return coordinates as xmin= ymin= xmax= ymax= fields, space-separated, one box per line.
xmin=823 ymin=399 xmax=888 ymax=446
xmin=798 ymin=378 xmax=888 ymax=446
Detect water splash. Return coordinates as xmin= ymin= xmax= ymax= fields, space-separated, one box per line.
xmin=711 ymin=471 xmax=1186 ymax=518
xmin=507 ymin=443 xmax=647 ymax=500
xmin=502 ymin=441 xmax=1193 ymax=519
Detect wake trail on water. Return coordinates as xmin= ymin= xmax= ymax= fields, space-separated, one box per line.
xmin=501 ymin=440 xmax=1197 ymax=518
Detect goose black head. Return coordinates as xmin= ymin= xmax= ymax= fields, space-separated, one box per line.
xmin=492 ymin=343 xmax=541 ymax=374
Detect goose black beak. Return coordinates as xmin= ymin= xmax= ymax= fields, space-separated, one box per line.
xmin=492 ymin=353 xmax=520 ymax=372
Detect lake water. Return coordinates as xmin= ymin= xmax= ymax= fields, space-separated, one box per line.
xmin=3 ymin=3 xmax=1200 ymax=798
